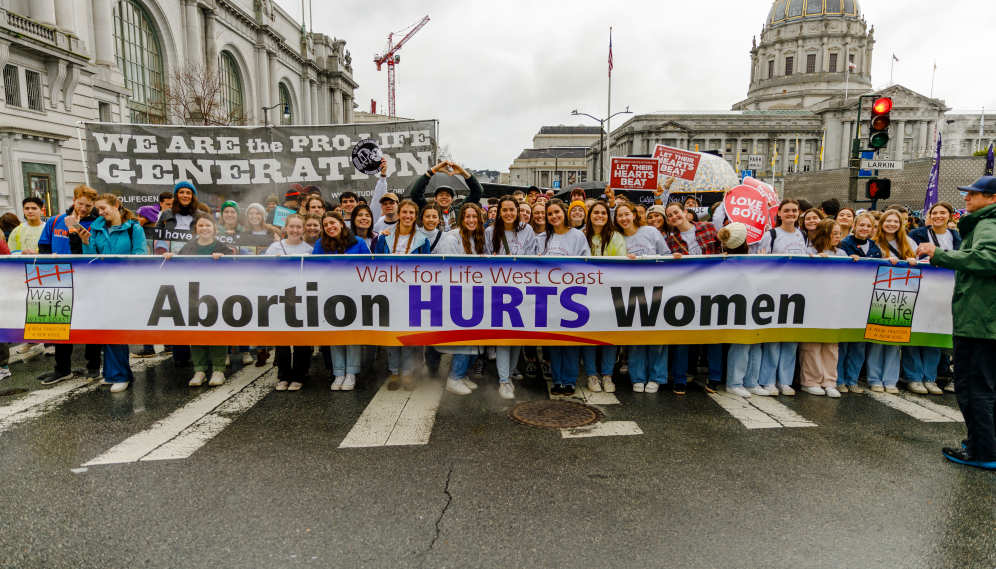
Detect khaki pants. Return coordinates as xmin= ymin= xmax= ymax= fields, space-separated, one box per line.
xmin=798 ymin=342 xmax=839 ymax=388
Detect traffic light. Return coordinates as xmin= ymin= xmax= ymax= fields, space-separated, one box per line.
xmin=866 ymin=178 xmax=892 ymax=200
xmin=868 ymin=97 xmax=892 ymax=150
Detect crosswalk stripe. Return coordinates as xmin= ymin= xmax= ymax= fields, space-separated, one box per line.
xmin=705 ymin=390 xmax=783 ymax=429
xmin=140 ymin=369 xmax=279 ymax=462
xmin=83 ymin=364 xmax=274 ymax=466
xmin=745 ymin=394 xmax=818 ymax=428
xmin=561 ymin=421 xmax=643 ymax=438
xmin=339 ymin=378 xmax=444 ymax=448
xmin=0 ymin=378 xmax=99 ymax=435
xmin=895 ymin=393 xmax=964 ymax=422
xmin=865 ymin=391 xmax=956 ymax=422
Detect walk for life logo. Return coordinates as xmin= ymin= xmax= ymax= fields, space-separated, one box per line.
xmin=24 ymin=263 xmax=74 ymax=341
xmin=864 ymin=266 xmax=922 ymax=343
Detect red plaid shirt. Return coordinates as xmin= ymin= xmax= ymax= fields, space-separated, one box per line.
xmin=665 ymin=222 xmax=723 ymax=255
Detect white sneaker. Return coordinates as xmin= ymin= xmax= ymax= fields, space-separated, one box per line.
xmin=778 ymin=384 xmax=796 ymax=396
xmin=763 ymin=384 xmax=779 ymax=396
xmin=498 ymin=382 xmax=515 ymax=400
xmin=870 ymin=384 xmax=885 ymax=393
xmin=907 ymin=382 xmax=928 ymax=394
xmin=602 ymin=376 xmax=616 ymax=393
xmin=632 ymin=383 xmax=645 ymax=393
xmin=109 ymin=382 xmax=129 ymax=393
xmin=645 ymin=382 xmax=659 ymax=393
xmin=275 ymin=381 xmax=289 ymax=391
xmin=511 ymin=366 xmax=523 ymax=380
xmin=924 ymin=382 xmax=943 ymax=395
xmin=0 ymin=367 xmax=10 ymax=380
xmin=801 ymin=386 xmax=825 ymax=396
xmin=446 ymin=378 xmax=472 ymax=395
xmin=727 ymin=386 xmax=752 ymax=398
xmin=487 ymin=347 xmax=496 ymax=360
xmin=288 ymin=382 xmax=303 ymax=391
xmin=44 ymin=346 xmax=56 ymax=356
xmin=241 ymin=352 xmax=253 ymax=365
xmin=208 ymin=371 xmax=225 ymax=386
xmin=619 ymin=363 xmax=629 ymax=375
xmin=587 ymin=375 xmax=602 ymax=392
xmin=342 ymin=374 xmax=356 ymax=391
xmin=225 ymin=354 xmax=231 ymax=366
xmin=331 ymin=376 xmax=345 ymax=390
xmin=16 ymin=343 xmax=32 ymax=353
xmin=885 ymin=386 xmax=900 ymax=394
xmin=825 ymin=386 xmax=841 ymax=398
xmin=943 ymin=383 xmax=955 ymax=393
xmin=462 ymin=377 xmax=479 ymax=390
xmin=747 ymin=386 xmax=770 ymax=397
xmin=189 ymin=372 xmax=207 ymax=387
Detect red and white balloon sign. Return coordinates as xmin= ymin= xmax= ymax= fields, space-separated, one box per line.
xmin=742 ymin=176 xmax=779 ymax=206
xmin=724 ymin=185 xmax=770 ymax=244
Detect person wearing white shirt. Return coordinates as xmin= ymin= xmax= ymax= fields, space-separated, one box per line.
xmin=758 ymin=200 xmax=804 ymax=397
xmin=263 ymin=214 xmax=313 ymax=392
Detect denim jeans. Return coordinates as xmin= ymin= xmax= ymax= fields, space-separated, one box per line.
xmin=671 ymin=344 xmax=722 ymax=383
xmin=387 ymin=346 xmax=419 ymax=375
xmin=328 ymin=345 xmax=361 ymax=376
xmin=866 ymin=343 xmax=901 ymax=387
xmin=901 ymin=346 xmax=941 ymax=383
xmin=836 ymin=342 xmax=866 ymax=386
xmin=581 ymin=345 xmax=619 ymax=377
xmin=548 ymin=346 xmax=580 ymax=385
xmin=495 ymin=346 xmax=521 ymax=384
xmin=449 ymin=354 xmax=474 ymax=380
xmin=726 ymin=344 xmax=763 ymax=389
xmin=759 ymin=342 xmax=798 ymax=387
xmin=628 ymin=345 xmax=668 ymax=385
xmin=102 ymin=344 xmax=134 ymax=384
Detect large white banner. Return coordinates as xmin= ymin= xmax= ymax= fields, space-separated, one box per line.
xmin=0 ymin=255 xmax=953 ymax=347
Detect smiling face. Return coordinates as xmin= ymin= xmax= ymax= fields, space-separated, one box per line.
xmin=803 ymin=211 xmax=822 ymax=231
xmin=247 ymin=208 xmax=263 ymax=228
xmin=421 ymin=208 xmax=440 ymax=232
xmin=462 ymin=208 xmax=479 ymax=232
xmin=222 ymin=207 xmax=238 ymax=226
xmin=95 ymin=200 xmax=119 ymax=222
xmin=616 ymin=206 xmax=636 ymax=232
xmin=778 ymin=202 xmax=800 ymax=226
xmin=519 ymin=203 xmax=531 ymax=224
xmin=532 ymin=204 xmax=546 ymax=229
xmin=590 ymin=204 xmax=609 ymax=229
xmin=305 ymin=218 xmax=321 ymax=238
xmin=569 ymin=206 xmax=586 ymax=226
xmin=836 ymin=209 xmax=853 ymax=227
xmin=323 ymin=216 xmax=342 ymax=239
xmin=285 ymin=217 xmax=305 ymax=241
xmin=854 ymin=216 xmax=874 ymax=239
xmin=546 ymin=205 xmax=566 ymax=229
xmin=880 ymin=212 xmax=902 ymax=237
xmin=501 ymin=201 xmax=519 ymax=227
xmin=176 ymin=189 xmax=193 ymax=207
xmin=830 ymin=223 xmax=843 ymax=248
xmin=194 ymin=217 xmax=215 ymax=238
xmin=354 ymin=209 xmax=372 ymax=229
xmin=665 ymin=204 xmax=686 ymax=228
xmin=340 ymin=197 xmax=357 ymax=213
xmin=380 ymin=199 xmax=397 ymax=216
xmin=929 ymin=205 xmax=950 ymax=229
xmin=647 ymin=212 xmax=665 ymax=230
xmin=435 ymin=192 xmax=454 ymax=209
xmin=399 ymin=204 xmax=418 ymax=228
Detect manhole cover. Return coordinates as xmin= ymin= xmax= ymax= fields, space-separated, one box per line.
xmin=507 ymin=400 xmax=604 ymax=429
xmin=0 ymin=389 xmax=28 ymax=397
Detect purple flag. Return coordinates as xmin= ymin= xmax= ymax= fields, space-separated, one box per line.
xmin=924 ymin=133 xmax=942 ymax=212
xmin=986 ymin=143 xmax=994 ymax=176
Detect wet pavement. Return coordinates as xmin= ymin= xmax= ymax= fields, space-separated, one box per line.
xmin=0 ymin=344 xmax=993 ymax=568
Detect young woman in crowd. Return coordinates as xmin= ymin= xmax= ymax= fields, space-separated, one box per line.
xmin=540 ymin=200 xmax=590 ymax=395
xmin=375 ymin=200 xmax=431 ymax=390
xmin=245 ymin=203 xmax=281 ymax=242
xmin=303 ymin=213 xmax=322 ymax=247
xmin=836 ymin=207 xmax=856 ymax=235
xmin=646 ymin=205 xmax=668 ymax=236
xmin=157 ymin=181 xmax=200 ymax=231
xmin=797 ymin=218 xmax=848 ymax=398
xmin=801 ymin=208 xmax=825 ymax=244
xmin=219 ymin=201 xmax=243 ymax=235
xmin=567 ymin=200 xmax=588 ymax=230
xmin=717 ymin=223 xmax=765 ymax=398
xmin=581 ymin=200 xmax=627 ymax=393
xmin=907 ymin=201 xmax=961 ymax=394
xmin=834 ymin=211 xmax=882 ymax=393
xmin=663 ymin=201 xmax=723 ymax=394
xmin=163 ymin=214 xmax=232 ymax=388
xmin=419 ymin=203 xmax=445 ymax=254
xmin=523 ymin=199 xmax=552 ymax=380
xmin=519 ymin=202 xmax=532 ymax=226
xmin=350 ymin=204 xmax=379 ymax=251
xmin=82 ymin=194 xmax=148 ymax=393
xmin=634 ymin=204 xmax=648 ymax=225
xmin=436 ymin=203 xmax=488 ymax=395
xmin=310 ymin=212 xmax=370 ymax=391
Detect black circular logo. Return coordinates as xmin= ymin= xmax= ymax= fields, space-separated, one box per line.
xmin=351 ymin=139 xmax=383 ymax=175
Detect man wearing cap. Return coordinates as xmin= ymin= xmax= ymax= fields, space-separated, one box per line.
xmin=368 ymin=159 xmax=401 ymax=233
xmin=526 ymin=186 xmax=541 ymax=205
xmin=917 ymin=176 xmax=996 ymax=470
xmin=266 ymin=186 xmax=303 ymax=225
xmin=410 ymin=160 xmax=483 ymax=231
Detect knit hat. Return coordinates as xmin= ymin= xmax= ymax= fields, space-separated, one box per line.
xmin=647 ymin=205 xmax=667 ymax=218
xmin=569 ymin=200 xmax=587 ymax=218
xmin=220 ymin=200 xmax=240 ymax=214
xmin=266 ymin=195 xmax=279 ymax=206
xmin=174 ymin=180 xmax=197 ymax=196
xmin=285 ymin=189 xmax=301 ymax=201
xmin=245 ymin=203 xmax=267 ymax=219
xmin=717 ymin=222 xmax=747 ymax=249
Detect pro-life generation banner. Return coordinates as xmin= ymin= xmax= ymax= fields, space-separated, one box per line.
xmin=0 ymin=256 xmax=953 ymax=347
xmin=85 ymin=120 xmax=437 ymax=207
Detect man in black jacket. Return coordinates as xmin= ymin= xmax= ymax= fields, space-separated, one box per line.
xmin=410 ymin=161 xmax=484 ymax=232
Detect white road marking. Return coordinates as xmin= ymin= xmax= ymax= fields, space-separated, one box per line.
xmin=866 ymin=391 xmax=956 ymax=422
xmin=895 ymin=392 xmax=964 ymax=422
xmin=83 ymin=364 xmax=273 ymax=466
xmin=339 ymin=378 xmax=445 ymax=448
xmin=745 ymin=395 xmax=818 ymax=428
xmin=561 ymin=421 xmax=643 ymax=438
xmin=706 ymin=390 xmax=783 ymax=429
xmin=140 ymin=369 xmax=279 ymax=462
xmin=0 ymin=378 xmax=99 ymax=435
xmin=127 ymin=346 xmax=171 ymax=372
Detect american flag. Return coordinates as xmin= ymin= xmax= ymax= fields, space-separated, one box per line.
xmin=608 ymin=35 xmax=613 ymax=77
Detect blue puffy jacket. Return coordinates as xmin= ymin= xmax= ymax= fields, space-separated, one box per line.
xmin=838 ymin=235 xmax=882 ymax=258
xmin=83 ymin=217 xmax=148 ymax=255
xmin=312 ymin=234 xmax=371 ymax=255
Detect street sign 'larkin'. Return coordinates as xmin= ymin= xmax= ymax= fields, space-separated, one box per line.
xmin=860 ymin=159 xmax=904 ymax=170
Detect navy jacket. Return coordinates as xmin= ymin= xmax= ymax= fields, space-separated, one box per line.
xmin=838 ymin=235 xmax=883 ymax=258
xmin=909 ymin=226 xmax=962 ymax=250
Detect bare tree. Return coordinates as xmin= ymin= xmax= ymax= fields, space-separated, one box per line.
xmin=150 ymin=62 xmax=251 ymax=126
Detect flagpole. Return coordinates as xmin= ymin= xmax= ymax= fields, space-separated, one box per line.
xmin=606 ymin=26 xmax=612 ymax=181
xmin=930 ymin=60 xmax=936 ymax=99
xmin=890 ymin=53 xmax=895 ymax=85
xmin=980 ymin=107 xmax=985 ymax=153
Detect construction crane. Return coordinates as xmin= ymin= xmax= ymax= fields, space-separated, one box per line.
xmin=373 ymin=16 xmax=429 ymax=117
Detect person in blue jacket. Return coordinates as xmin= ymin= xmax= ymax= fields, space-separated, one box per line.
xmin=835 ymin=212 xmax=882 ymax=394
xmin=82 ymin=194 xmax=149 ymax=392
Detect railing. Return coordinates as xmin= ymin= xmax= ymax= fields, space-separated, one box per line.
xmin=4 ymin=10 xmax=56 ymax=42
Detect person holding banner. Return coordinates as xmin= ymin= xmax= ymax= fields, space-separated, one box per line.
xmin=522 ymin=199 xmax=552 ymax=380
xmin=418 ymin=204 xmax=445 ymax=254
xmin=568 ymin=201 xmax=587 ymax=229
xmin=646 ymin=205 xmax=668 ymax=236
xmin=802 ymin=209 xmax=826 ymax=245
xmin=349 ymin=204 xmax=379 ymax=252
xmin=156 ymin=181 xmax=200 ymax=231
xmin=265 ymin=189 xmax=301 ymax=225
xmin=411 ymin=161 xmax=484 ymax=232
xmin=581 ymin=201 xmax=626 ymax=393
xmin=717 ymin=223 xmax=766 ymax=398
xmin=798 ymin=218 xmax=847 ymax=398
xmin=835 ymin=208 xmax=856 ymax=236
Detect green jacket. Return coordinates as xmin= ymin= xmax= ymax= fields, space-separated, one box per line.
xmin=930 ymin=202 xmax=996 ymax=340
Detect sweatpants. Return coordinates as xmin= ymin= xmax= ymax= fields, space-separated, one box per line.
xmin=191 ymin=345 xmax=227 ymax=373
xmin=276 ymin=346 xmax=313 ymax=382
xmin=798 ymin=342 xmax=839 ymax=388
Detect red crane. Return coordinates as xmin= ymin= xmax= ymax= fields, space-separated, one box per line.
xmin=373 ymin=16 xmax=429 ymax=117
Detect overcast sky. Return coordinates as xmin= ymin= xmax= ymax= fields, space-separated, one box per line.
xmin=288 ymin=0 xmax=996 ymax=171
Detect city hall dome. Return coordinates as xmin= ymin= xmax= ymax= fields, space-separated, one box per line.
xmin=766 ymin=0 xmax=862 ymax=28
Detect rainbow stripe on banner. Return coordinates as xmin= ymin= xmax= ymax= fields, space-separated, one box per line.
xmin=0 ymin=255 xmax=955 ymax=348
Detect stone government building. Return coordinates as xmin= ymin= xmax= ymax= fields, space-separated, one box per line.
xmin=588 ymin=0 xmax=992 ymax=210
xmin=0 ymin=0 xmax=359 ymax=215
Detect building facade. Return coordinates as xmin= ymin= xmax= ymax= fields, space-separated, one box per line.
xmin=588 ymin=0 xmax=991 ymax=193
xmin=503 ymin=125 xmax=602 ymax=188
xmin=0 ymin=0 xmax=359 ymax=215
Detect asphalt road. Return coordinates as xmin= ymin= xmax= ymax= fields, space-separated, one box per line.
xmin=0 ymin=344 xmax=992 ymax=569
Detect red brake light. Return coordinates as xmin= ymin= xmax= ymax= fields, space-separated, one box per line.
xmin=872 ymin=97 xmax=893 ymax=114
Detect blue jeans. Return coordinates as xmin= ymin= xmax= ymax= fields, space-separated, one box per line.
xmin=759 ymin=342 xmax=798 ymax=387
xmin=495 ymin=346 xmax=521 ymax=384
xmin=328 ymin=345 xmax=361 ymax=376
xmin=582 ymin=345 xmax=619 ymax=377
xmin=548 ymin=346 xmax=580 ymax=385
xmin=866 ymin=343 xmax=901 ymax=387
xmin=836 ymin=342 xmax=866 ymax=386
xmin=449 ymin=354 xmax=474 ymax=380
xmin=387 ymin=346 xmax=418 ymax=375
xmin=628 ymin=345 xmax=668 ymax=385
xmin=901 ymin=346 xmax=941 ymax=383
xmin=102 ymin=344 xmax=134 ymax=384
xmin=671 ymin=344 xmax=722 ymax=383
xmin=727 ymin=344 xmax=763 ymax=389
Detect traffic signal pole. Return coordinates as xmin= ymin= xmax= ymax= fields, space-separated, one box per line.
xmin=848 ymin=94 xmax=872 ymax=202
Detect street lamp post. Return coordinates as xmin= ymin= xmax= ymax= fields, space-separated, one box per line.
xmin=536 ymin=149 xmax=560 ymax=190
xmin=262 ymin=103 xmax=291 ymax=127
xmin=572 ymin=107 xmax=632 ymax=182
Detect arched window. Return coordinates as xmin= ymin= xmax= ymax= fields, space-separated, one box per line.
xmin=278 ymin=83 xmax=293 ymax=125
xmin=113 ymin=0 xmax=165 ymax=123
xmin=219 ymin=52 xmax=243 ymax=118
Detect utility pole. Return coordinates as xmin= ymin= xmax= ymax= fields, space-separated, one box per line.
xmin=848 ymin=94 xmax=871 ymax=202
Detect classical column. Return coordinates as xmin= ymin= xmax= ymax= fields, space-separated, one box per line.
xmin=316 ymin=80 xmax=327 ymax=123
xmin=331 ymin=87 xmax=342 ymax=123
xmin=92 ymin=0 xmax=115 ymax=67
xmin=300 ymin=76 xmax=311 ymax=125
xmin=344 ymin=94 xmax=353 ymax=123
xmin=54 ymin=0 xmax=75 ymax=34
xmin=30 ymin=0 xmax=57 ymax=27
xmin=782 ymin=136 xmax=791 ymax=173
xmin=268 ymin=52 xmax=279 ymax=120
xmin=255 ymin=45 xmax=270 ymax=123
xmin=892 ymin=120 xmax=906 ymax=159
xmin=204 ymin=11 xmax=218 ymax=73
xmin=840 ymin=120 xmax=851 ymax=165
xmin=184 ymin=0 xmax=203 ymax=67
xmin=309 ymin=80 xmax=317 ymax=125
xmin=749 ymin=55 xmax=757 ymax=84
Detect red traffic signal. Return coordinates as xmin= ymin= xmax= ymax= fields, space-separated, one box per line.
xmin=866 ymin=178 xmax=892 ymax=200
xmin=872 ymin=97 xmax=893 ymax=114
xmin=869 ymin=97 xmax=892 ymax=150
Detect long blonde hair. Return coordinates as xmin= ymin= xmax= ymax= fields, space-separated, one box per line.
xmin=873 ymin=210 xmax=915 ymax=259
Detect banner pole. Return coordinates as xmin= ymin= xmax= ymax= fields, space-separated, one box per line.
xmin=76 ymin=121 xmax=89 ymax=187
